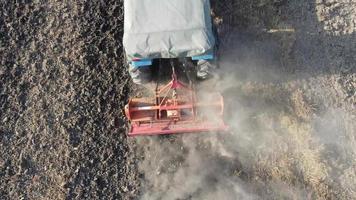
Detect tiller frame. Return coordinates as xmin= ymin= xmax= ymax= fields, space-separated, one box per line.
xmin=125 ymin=66 xmax=227 ymax=136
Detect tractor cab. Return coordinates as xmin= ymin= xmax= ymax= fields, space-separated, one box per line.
xmin=123 ymin=0 xmax=217 ymax=84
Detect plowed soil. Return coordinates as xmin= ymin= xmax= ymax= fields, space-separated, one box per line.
xmin=1 ymin=0 xmax=355 ymax=200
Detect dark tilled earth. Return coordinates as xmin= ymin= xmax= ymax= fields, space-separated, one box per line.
xmin=1 ymin=0 xmax=355 ymax=200
xmin=0 ymin=1 xmax=138 ymax=199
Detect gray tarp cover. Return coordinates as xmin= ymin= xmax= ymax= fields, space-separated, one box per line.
xmin=123 ymin=0 xmax=215 ymax=61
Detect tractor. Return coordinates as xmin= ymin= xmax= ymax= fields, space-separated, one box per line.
xmin=123 ymin=0 xmax=227 ymax=136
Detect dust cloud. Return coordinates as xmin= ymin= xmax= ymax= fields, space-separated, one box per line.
xmin=133 ymin=1 xmax=355 ymax=199
xmin=134 ymin=29 xmax=355 ymax=200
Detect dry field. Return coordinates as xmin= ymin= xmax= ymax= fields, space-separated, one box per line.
xmin=0 ymin=0 xmax=355 ymax=199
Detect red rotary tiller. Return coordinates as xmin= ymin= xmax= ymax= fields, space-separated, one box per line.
xmin=124 ymin=66 xmax=227 ymax=136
